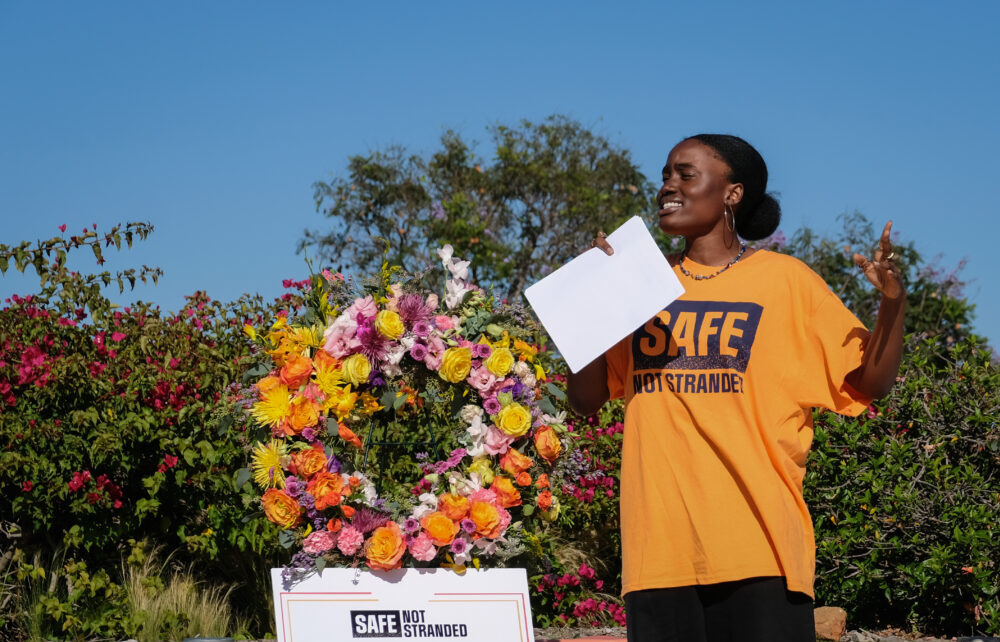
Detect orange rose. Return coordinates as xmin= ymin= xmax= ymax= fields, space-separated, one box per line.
xmin=421 ymin=511 xmax=459 ymax=546
xmin=469 ymin=500 xmax=502 ymax=538
xmin=499 ymin=447 xmax=533 ymax=477
xmin=515 ymin=472 xmax=532 ymax=487
xmin=365 ymin=521 xmax=406 ymax=571
xmin=537 ymin=490 xmax=553 ymax=511
xmin=287 ymin=396 xmax=321 ymax=433
xmin=327 ymin=518 xmax=342 ymax=533
xmin=290 ymin=445 xmax=327 ymax=479
xmin=257 ymin=375 xmax=283 ymax=396
xmin=280 ymin=353 xmax=314 ymax=389
xmin=490 ymin=477 xmax=522 ymax=508
xmin=533 ymin=425 xmax=561 ymax=463
xmin=313 ymin=350 xmax=339 ymax=371
xmin=307 ymin=471 xmax=345 ymax=511
xmin=437 ymin=493 xmax=470 ymax=521
xmin=535 ymin=473 xmax=550 ymax=489
xmin=341 ymin=505 xmax=356 ymax=519
xmin=261 ymin=489 xmax=303 ymax=529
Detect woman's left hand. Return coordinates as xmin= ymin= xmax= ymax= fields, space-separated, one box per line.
xmin=853 ymin=221 xmax=905 ymax=300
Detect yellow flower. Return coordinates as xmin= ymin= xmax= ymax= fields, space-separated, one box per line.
xmin=485 ymin=347 xmax=515 ymax=377
xmin=467 ymin=456 xmax=495 ymax=485
xmin=439 ymin=347 xmax=472 ymax=383
xmin=513 ymin=339 xmax=538 ymax=362
xmin=375 ymin=310 xmax=405 ymax=340
xmin=314 ymin=362 xmax=344 ymax=396
xmin=251 ymin=385 xmax=291 ymax=428
xmin=322 ymin=385 xmax=359 ymax=421
xmin=540 ymin=495 xmax=561 ymax=522
xmin=496 ymin=402 xmax=532 ymax=437
xmin=251 ymin=440 xmax=287 ymax=489
xmin=357 ymin=392 xmax=383 ymax=416
xmin=341 ymin=354 xmax=371 ymax=386
xmin=243 ymin=324 xmax=257 ymax=341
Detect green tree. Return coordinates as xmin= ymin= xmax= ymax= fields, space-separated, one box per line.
xmin=303 ymin=115 xmax=653 ymax=301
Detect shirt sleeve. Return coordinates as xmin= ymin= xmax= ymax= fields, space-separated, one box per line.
xmin=605 ymin=335 xmax=631 ymax=400
xmin=796 ymin=288 xmax=873 ymax=416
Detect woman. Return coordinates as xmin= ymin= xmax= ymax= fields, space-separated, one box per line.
xmin=567 ymin=134 xmax=905 ymax=642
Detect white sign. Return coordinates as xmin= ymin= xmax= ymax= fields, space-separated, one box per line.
xmin=271 ymin=567 xmax=535 ymax=642
xmin=524 ymin=216 xmax=684 ymax=372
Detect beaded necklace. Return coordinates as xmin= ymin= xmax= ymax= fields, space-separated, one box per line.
xmin=677 ymin=243 xmax=748 ymax=280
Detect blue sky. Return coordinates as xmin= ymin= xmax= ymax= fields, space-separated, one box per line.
xmin=2 ymin=1 xmax=997 ymax=344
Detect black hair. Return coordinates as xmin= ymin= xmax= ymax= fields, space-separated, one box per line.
xmin=685 ymin=134 xmax=781 ymax=241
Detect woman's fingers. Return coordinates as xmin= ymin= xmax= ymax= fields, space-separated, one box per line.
xmin=590 ymin=230 xmax=614 ymax=256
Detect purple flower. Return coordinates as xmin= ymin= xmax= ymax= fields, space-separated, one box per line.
xmin=460 ymin=519 xmax=476 ymax=534
xmin=357 ymin=319 xmax=390 ymax=362
xmin=397 ymin=294 xmax=433 ymax=326
xmin=450 ymin=538 xmax=468 ymax=555
xmin=285 ymin=477 xmax=302 ymax=498
xmin=431 ymin=202 xmax=446 ymax=220
xmin=326 ymin=454 xmax=342 ymax=474
xmin=301 ymin=426 xmax=317 ymax=442
xmin=412 ymin=320 xmax=431 ymax=338
xmin=473 ymin=343 xmax=492 ymax=358
xmin=483 ymin=397 xmax=502 ymax=415
xmin=299 ymin=492 xmax=316 ymax=511
xmin=370 ymin=373 xmax=386 ymax=387
xmin=404 ymin=518 xmax=421 ymax=532
xmin=410 ymin=343 xmax=428 ymax=361
xmin=351 ymin=508 xmax=390 ymax=534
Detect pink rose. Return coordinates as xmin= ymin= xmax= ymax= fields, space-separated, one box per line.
xmin=483 ymin=426 xmax=514 ymax=456
xmin=346 ymin=296 xmax=378 ymax=322
xmin=323 ymin=314 xmax=361 ymax=358
xmin=466 ymin=365 xmax=496 ymax=393
xmin=337 ymin=525 xmax=365 ymax=556
xmin=433 ymin=315 xmax=454 ymax=331
xmin=303 ymin=529 xmax=338 ymax=554
xmin=407 ymin=531 xmax=437 ymax=562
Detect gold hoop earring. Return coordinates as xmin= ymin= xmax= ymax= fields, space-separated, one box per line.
xmin=724 ymin=204 xmax=735 ymax=232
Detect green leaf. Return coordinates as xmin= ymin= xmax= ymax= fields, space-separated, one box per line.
xmin=538 ymin=397 xmax=557 ymax=416
xmin=545 ymin=382 xmax=566 ymax=400
xmin=278 ymin=530 xmax=296 ymax=549
xmin=182 ymin=448 xmax=197 ymax=467
xmin=234 ymin=468 xmax=252 ymax=489
xmin=315 ymin=557 xmax=327 ymax=574
xmin=522 ymin=504 xmax=535 ymax=516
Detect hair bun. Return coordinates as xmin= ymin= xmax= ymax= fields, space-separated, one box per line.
xmin=736 ymin=193 xmax=781 ymax=241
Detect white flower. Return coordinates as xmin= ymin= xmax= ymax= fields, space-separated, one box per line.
xmin=540 ymin=410 xmax=567 ymax=426
xmin=444 ymin=279 xmax=474 ymax=309
xmin=460 ymin=404 xmax=484 ymax=423
xmin=381 ymin=344 xmax=407 ymax=377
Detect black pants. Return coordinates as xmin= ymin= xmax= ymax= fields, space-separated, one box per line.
xmin=624 ymin=577 xmax=815 ymax=642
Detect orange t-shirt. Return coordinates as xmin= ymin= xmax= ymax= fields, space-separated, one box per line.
xmin=606 ymin=250 xmax=871 ymax=599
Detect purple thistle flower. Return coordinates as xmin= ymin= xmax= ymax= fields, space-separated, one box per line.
xmin=450 ymin=538 xmax=468 ymax=555
xmin=460 ymin=519 xmax=476 ymax=534
xmin=357 ymin=319 xmax=390 ymax=362
xmin=397 ymin=294 xmax=433 ymax=326
xmin=351 ymin=507 xmax=390 ymax=534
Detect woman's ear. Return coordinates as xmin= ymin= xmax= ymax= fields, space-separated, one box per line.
xmin=725 ymin=183 xmax=744 ymax=208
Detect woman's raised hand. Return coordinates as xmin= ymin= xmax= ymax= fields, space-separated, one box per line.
xmin=590 ymin=230 xmax=614 ymax=256
xmin=853 ymin=221 xmax=904 ymax=300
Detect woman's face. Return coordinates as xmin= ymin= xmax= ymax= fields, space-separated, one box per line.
xmin=656 ymin=139 xmax=740 ymax=238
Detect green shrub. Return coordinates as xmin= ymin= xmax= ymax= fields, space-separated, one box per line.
xmin=808 ymin=334 xmax=1000 ymax=636
xmin=0 ymin=224 xmax=283 ymax=637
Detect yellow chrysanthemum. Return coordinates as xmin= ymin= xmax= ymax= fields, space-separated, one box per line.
xmin=251 ymin=385 xmax=291 ymax=428
xmin=251 ymin=439 xmax=288 ymax=489
xmin=314 ymin=362 xmax=344 ymax=396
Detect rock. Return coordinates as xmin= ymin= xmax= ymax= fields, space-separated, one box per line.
xmin=956 ymin=637 xmax=1000 ymax=642
xmin=842 ymin=632 xmax=880 ymax=642
xmin=815 ymin=606 xmax=848 ymax=640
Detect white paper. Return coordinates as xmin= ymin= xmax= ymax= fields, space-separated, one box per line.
xmin=524 ymin=216 xmax=684 ymax=373
xmin=272 ymin=567 xmax=535 ymax=642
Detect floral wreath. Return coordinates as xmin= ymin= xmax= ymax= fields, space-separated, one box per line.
xmin=242 ymin=247 xmax=566 ymax=584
